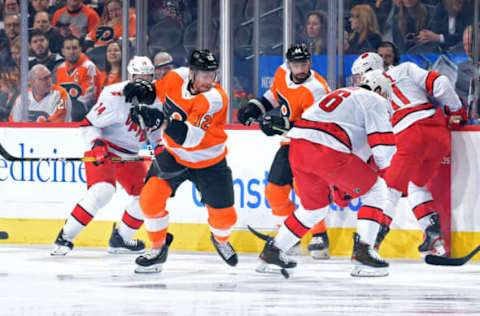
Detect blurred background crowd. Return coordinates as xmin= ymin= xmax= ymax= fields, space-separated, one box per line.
xmin=0 ymin=0 xmax=479 ymax=123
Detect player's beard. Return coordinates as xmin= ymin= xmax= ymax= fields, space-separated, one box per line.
xmin=292 ymin=71 xmax=310 ymax=84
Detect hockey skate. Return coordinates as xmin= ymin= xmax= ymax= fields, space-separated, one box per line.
xmin=108 ymin=224 xmax=145 ymax=254
xmin=351 ymin=232 xmax=389 ymax=277
xmin=210 ymin=233 xmax=238 ymax=266
xmin=248 ymin=226 xmax=297 ymax=278
xmin=418 ymin=214 xmax=446 ymax=257
xmin=51 ymin=229 xmax=73 ymax=256
xmin=308 ymin=232 xmax=330 ymax=259
xmin=135 ymin=233 xmax=174 ymax=273
xmin=374 ymin=224 xmax=390 ymax=251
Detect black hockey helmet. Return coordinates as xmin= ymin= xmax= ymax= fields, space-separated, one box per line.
xmin=189 ymin=49 xmax=219 ymax=71
xmin=286 ymin=43 xmax=311 ymax=62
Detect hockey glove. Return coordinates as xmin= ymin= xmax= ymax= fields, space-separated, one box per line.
xmin=237 ymin=99 xmax=265 ymax=126
xmin=331 ymin=186 xmax=352 ymax=208
xmin=259 ymin=113 xmax=291 ymax=136
xmin=91 ymin=139 xmax=108 ymax=166
xmin=445 ymin=105 xmax=467 ymax=129
xmin=123 ymin=79 xmax=156 ymax=105
xmin=130 ymin=106 xmax=165 ymax=130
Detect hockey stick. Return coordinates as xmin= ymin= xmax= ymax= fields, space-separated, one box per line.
xmin=425 ymin=245 xmax=480 ymax=266
xmin=247 ymin=118 xmax=288 ymax=133
xmin=0 ymin=143 xmax=151 ymax=162
xmin=0 ymin=231 xmax=8 ymax=239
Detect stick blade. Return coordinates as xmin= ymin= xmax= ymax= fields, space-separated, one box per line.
xmin=425 ymin=255 xmax=466 ymax=266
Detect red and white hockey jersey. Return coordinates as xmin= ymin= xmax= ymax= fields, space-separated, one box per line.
xmin=287 ymin=87 xmax=396 ymax=169
xmin=383 ymin=62 xmax=462 ymax=134
xmin=9 ymin=85 xmax=72 ymax=123
xmin=80 ymin=80 xmax=162 ymax=158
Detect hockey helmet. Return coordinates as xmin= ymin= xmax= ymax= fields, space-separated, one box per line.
xmin=358 ymin=69 xmax=392 ymax=100
xmin=189 ymin=49 xmax=219 ymax=71
xmin=351 ymin=52 xmax=383 ymax=75
xmin=127 ymin=56 xmax=155 ymax=76
xmin=286 ymin=43 xmax=311 ymax=62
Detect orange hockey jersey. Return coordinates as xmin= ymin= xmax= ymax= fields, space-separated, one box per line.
xmin=154 ymin=67 xmax=229 ymax=169
xmin=56 ymin=53 xmax=100 ymax=109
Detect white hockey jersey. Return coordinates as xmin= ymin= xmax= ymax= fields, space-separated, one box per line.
xmin=287 ymin=87 xmax=396 ymax=169
xmin=80 ymin=80 xmax=162 ymax=158
xmin=384 ymin=62 xmax=462 ymax=134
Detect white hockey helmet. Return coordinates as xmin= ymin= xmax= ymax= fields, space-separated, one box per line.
xmin=127 ymin=56 xmax=155 ymax=79
xmin=358 ymin=69 xmax=392 ymax=100
xmin=351 ymin=52 xmax=384 ymax=85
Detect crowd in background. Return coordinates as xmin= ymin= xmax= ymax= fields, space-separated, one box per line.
xmin=0 ymin=0 xmax=477 ymax=123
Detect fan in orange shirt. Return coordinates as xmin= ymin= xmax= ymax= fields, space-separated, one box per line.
xmin=98 ymin=40 xmax=123 ymax=91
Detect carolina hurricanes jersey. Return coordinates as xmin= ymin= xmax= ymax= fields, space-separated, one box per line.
xmin=9 ymin=85 xmax=72 ymax=123
xmin=263 ymin=63 xmax=330 ymax=143
xmin=80 ymin=80 xmax=162 ymax=158
xmin=287 ymin=87 xmax=396 ymax=169
xmin=384 ymin=62 xmax=462 ymax=134
xmin=56 ymin=53 xmax=100 ymax=110
xmin=154 ymin=67 xmax=229 ymax=169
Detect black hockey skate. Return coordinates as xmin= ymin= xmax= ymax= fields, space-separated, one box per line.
xmin=351 ymin=232 xmax=389 ymax=277
xmin=418 ymin=214 xmax=446 ymax=257
xmin=108 ymin=224 xmax=145 ymax=254
xmin=51 ymin=229 xmax=74 ymax=256
xmin=210 ymin=233 xmax=238 ymax=266
xmin=135 ymin=233 xmax=174 ymax=273
xmin=374 ymin=224 xmax=390 ymax=251
xmin=248 ymin=226 xmax=297 ymax=278
xmin=308 ymin=231 xmax=330 ymax=259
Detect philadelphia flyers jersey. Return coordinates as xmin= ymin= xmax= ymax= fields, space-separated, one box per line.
xmin=56 ymin=53 xmax=100 ymax=110
xmin=80 ymin=80 xmax=162 ymax=158
xmin=9 ymin=85 xmax=72 ymax=123
xmin=287 ymin=87 xmax=396 ymax=169
xmin=264 ymin=63 xmax=330 ymax=121
xmin=384 ymin=62 xmax=463 ymax=134
xmin=154 ymin=67 xmax=229 ymax=168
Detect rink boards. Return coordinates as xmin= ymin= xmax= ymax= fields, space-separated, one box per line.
xmin=0 ymin=124 xmax=478 ymax=260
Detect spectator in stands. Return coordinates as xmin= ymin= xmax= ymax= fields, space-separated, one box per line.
xmin=416 ymin=0 xmax=472 ymax=52
xmin=85 ymin=0 xmax=136 ymax=51
xmin=52 ymin=0 xmax=100 ymax=38
xmin=392 ymin=0 xmax=435 ymax=53
xmin=9 ymin=64 xmax=72 ymax=123
xmin=376 ymin=41 xmax=401 ymax=70
xmin=29 ymin=0 xmax=58 ymax=27
xmin=33 ymin=11 xmax=64 ymax=54
xmin=57 ymin=35 xmax=100 ymax=121
xmin=344 ymin=4 xmax=382 ymax=54
xmin=0 ymin=13 xmax=20 ymax=59
xmin=0 ymin=66 xmax=19 ymax=121
xmin=153 ymin=51 xmax=175 ymax=80
xmin=29 ymin=29 xmax=64 ymax=74
xmin=3 ymin=0 xmax=19 ymax=15
xmin=300 ymin=10 xmax=328 ymax=55
xmin=98 ymin=40 xmax=122 ymax=91
xmin=456 ymin=24 xmax=480 ymax=119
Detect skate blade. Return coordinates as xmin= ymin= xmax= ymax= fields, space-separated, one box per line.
xmin=134 ymin=264 xmax=163 ymax=274
xmin=351 ymin=263 xmax=388 ymax=277
xmin=50 ymin=246 xmax=71 ymax=256
xmin=310 ymin=249 xmax=330 ymax=260
xmin=255 ymin=261 xmax=293 ymax=279
xmin=108 ymin=247 xmax=145 ymax=255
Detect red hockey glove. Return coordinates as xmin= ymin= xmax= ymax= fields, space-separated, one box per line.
xmin=445 ymin=105 xmax=467 ymax=129
xmin=91 ymin=139 xmax=108 ymax=166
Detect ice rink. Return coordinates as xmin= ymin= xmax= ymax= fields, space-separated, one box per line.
xmin=0 ymin=245 xmax=479 ymax=316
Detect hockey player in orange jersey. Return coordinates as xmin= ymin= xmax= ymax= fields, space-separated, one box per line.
xmin=128 ymin=50 xmax=238 ymax=273
xmin=237 ymin=44 xmax=332 ymax=259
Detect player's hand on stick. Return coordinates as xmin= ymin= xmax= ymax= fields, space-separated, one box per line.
xmin=238 ymin=99 xmax=264 ymax=126
xmin=123 ymin=79 xmax=156 ymax=105
xmin=259 ymin=114 xmax=290 ymax=136
xmin=130 ymin=106 xmax=164 ymax=130
xmin=91 ymin=139 xmax=108 ymax=166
